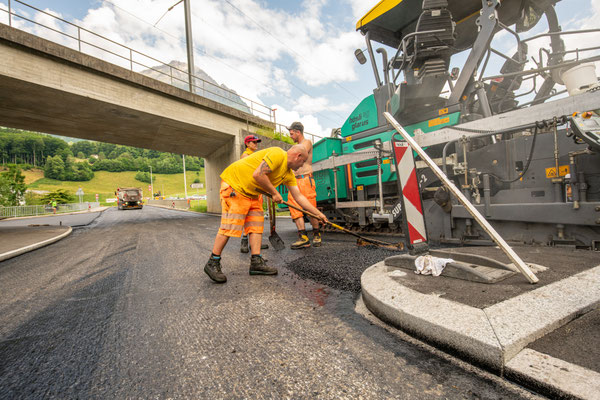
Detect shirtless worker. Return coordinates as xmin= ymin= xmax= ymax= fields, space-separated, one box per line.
xmin=239 ymin=134 xmax=268 ymax=253
xmin=204 ymin=145 xmax=328 ymax=283
xmin=286 ymin=122 xmax=322 ymax=249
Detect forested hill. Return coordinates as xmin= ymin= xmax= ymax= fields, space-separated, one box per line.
xmin=0 ymin=128 xmax=203 ymax=181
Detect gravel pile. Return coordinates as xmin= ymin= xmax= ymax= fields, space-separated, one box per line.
xmin=285 ymin=245 xmax=400 ymax=292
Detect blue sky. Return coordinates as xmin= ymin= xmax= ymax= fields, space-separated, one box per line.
xmin=1 ymin=0 xmax=598 ymax=138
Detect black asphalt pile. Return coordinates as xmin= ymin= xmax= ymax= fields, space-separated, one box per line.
xmin=285 ymin=245 xmax=400 ymax=292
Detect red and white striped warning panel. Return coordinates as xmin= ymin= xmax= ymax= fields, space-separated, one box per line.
xmin=392 ymin=140 xmax=428 ymax=245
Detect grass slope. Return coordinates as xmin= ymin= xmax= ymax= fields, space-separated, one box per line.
xmin=27 ymin=169 xmax=205 ymax=202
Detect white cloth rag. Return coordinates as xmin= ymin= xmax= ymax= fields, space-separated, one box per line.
xmin=414 ymin=255 xmax=454 ymax=276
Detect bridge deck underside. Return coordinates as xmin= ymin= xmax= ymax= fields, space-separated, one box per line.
xmin=0 ymin=74 xmax=230 ymax=157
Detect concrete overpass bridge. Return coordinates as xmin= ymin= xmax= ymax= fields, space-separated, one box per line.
xmin=0 ymin=23 xmax=275 ymax=212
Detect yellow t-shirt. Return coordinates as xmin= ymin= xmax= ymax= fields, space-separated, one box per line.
xmin=221 ymin=147 xmax=297 ymax=198
xmin=242 ymin=148 xmax=254 ymax=158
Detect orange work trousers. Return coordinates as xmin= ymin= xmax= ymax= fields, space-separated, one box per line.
xmin=218 ymin=181 xmax=264 ymax=237
xmin=288 ymin=174 xmax=316 ymax=220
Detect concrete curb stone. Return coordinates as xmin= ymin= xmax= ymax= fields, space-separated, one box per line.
xmin=361 ymin=262 xmax=504 ymax=369
xmin=361 ymin=261 xmax=600 ymax=384
xmin=506 ymin=349 xmax=600 ymax=400
xmin=0 ymin=226 xmax=72 ymax=262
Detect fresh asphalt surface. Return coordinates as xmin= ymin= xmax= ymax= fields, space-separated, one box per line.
xmin=0 ymin=211 xmax=101 ymax=228
xmin=0 ymin=206 xmax=542 ymax=399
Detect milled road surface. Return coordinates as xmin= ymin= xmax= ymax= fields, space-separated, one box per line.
xmin=0 ymin=207 xmax=541 ymax=399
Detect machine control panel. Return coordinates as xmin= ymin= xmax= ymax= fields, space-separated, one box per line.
xmin=570 ymin=112 xmax=600 ymax=151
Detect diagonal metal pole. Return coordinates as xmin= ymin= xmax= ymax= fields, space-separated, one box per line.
xmin=383 ymin=112 xmax=538 ymax=284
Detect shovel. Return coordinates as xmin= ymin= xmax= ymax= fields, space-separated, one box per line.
xmin=267 ymin=197 xmax=285 ymax=250
xmin=258 ymin=190 xmax=403 ymax=249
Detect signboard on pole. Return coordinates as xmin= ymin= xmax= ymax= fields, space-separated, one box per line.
xmin=76 ymin=187 xmax=84 ymax=203
xmin=391 ymin=139 xmax=428 ymax=252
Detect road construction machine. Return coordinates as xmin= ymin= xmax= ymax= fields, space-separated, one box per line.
xmin=116 ymin=187 xmax=143 ymax=210
xmin=305 ymin=0 xmax=600 ymax=249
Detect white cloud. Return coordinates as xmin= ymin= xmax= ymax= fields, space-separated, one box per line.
xmin=347 ymin=0 xmax=373 ymax=22
xmin=293 ymin=31 xmax=363 ymax=85
xmin=272 ymin=104 xmax=333 ymax=140
xmin=6 ymin=0 xmax=373 ymax=130
xmin=0 ymin=2 xmax=7 ymax=25
xmin=295 ymin=94 xmax=353 ymax=115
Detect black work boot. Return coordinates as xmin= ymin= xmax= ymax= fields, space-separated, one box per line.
xmin=204 ymin=256 xmax=227 ymax=283
xmin=249 ymin=255 xmax=277 ymax=275
xmin=240 ymin=236 xmax=249 ymax=253
xmin=291 ymin=231 xmax=310 ymax=249
xmin=312 ymin=231 xmax=322 ymax=247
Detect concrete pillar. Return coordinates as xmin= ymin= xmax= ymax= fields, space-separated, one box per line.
xmin=204 ymin=134 xmax=240 ymax=213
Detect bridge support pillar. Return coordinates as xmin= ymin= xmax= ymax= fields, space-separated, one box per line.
xmin=204 ymin=135 xmax=241 ymax=213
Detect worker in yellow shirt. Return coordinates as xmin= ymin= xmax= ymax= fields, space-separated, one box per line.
xmin=204 ymin=145 xmax=328 ymax=283
xmin=242 ymin=134 xmax=260 ymax=158
xmin=240 ymin=134 xmax=268 ymax=253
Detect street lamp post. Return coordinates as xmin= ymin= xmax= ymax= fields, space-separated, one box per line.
xmin=183 ymin=154 xmax=188 ymax=199
xmin=150 ymin=165 xmax=153 ymax=198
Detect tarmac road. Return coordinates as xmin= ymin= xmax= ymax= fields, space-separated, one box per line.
xmin=0 ymin=210 xmax=102 ymax=227
xmin=0 ymin=206 xmax=542 ymax=399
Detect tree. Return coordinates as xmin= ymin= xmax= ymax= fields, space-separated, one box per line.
xmin=44 ymin=155 xmax=65 ymax=179
xmin=135 ymin=171 xmax=154 ymax=183
xmin=97 ymin=142 xmax=116 ymax=157
xmin=0 ymin=165 xmax=27 ymax=206
xmin=55 ymin=147 xmax=73 ymax=162
xmin=71 ymin=140 xmax=96 ymax=157
xmin=43 ymin=136 xmax=69 ymax=159
xmin=117 ymin=153 xmax=135 ymax=171
xmin=40 ymin=189 xmax=75 ymax=204
xmin=63 ymin=161 xmax=94 ymax=181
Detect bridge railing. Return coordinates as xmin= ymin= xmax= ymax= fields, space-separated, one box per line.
xmin=273 ymin=123 xmax=324 ymax=144
xmin=0 ymin=202 xmax=101 ymax=218
xmin=1 ymin=0 xmax=275 ymax=122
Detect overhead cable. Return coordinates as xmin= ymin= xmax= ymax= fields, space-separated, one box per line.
xmin=101 ymin=0 xmax=344 ymax=125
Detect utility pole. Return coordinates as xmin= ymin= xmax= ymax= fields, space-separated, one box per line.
xmin=183 ymin=0 xmax=196 ymax=93
xmin=154 ymin=0 xmax=196 ymax=93
xmin=183 ymin=154 xmax=188 ymax=199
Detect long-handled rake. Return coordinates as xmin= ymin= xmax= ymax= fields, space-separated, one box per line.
xmin=259 ymin=190 xmax=403 ymax=250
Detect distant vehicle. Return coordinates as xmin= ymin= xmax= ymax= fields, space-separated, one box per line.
xmin=115 ymin=187 xmax=143 ymax=210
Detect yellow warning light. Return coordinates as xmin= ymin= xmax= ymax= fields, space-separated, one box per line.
xmin=582 ymin=111 xmax=593 ymax=119
xmin=572 ymin=111 xmax=579 ymax=117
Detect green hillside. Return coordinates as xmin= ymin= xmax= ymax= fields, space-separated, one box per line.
xmin=27 ymin=169 xmax=205 ymax=203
